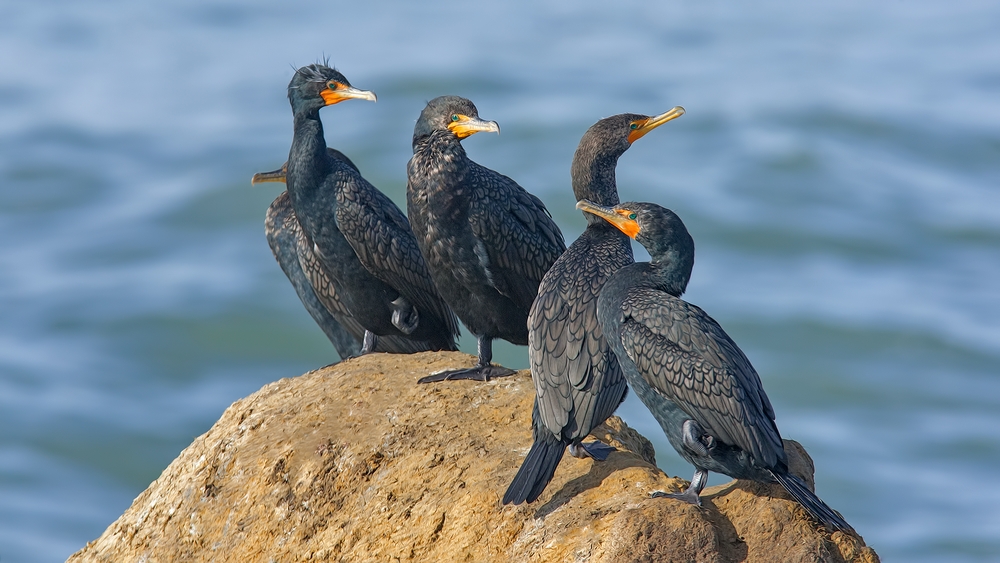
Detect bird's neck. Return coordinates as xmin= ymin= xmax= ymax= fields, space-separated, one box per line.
xmin=411 ymin=131 xmax=471 ymax=210
xmin=291 ymin=110 xmax=329 ymax=163
xmin=285 ymin=110 xmax=336 ymax=232
xmin=287 ymin=110 xmax=332 ymax=194
xmin=618 ymin=257 xmax=691 ymax=298
xmin=413 ymin=130 xmax=464 ymax=157
xmin=571 ymin=150 xmax=622 ymax=226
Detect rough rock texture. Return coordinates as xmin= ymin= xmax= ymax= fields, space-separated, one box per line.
xmin=69 ymin=351 xmax=878 ymax=563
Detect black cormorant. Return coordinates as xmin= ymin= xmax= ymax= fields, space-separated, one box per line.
xmin=585 ymin=199 xmax=854 ymax=533
xmin=406 ymin=96 xmax=565 ymax=382
xmin=503 ymin=108 xmax=685 ymax=505
xmin=283 ymin=64 xmax=460 ymax=354
xmin=252 ymin=149 xmax=448 ymax=356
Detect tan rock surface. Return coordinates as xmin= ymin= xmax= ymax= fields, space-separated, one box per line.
xmin=68 ymin=351 xmax=878 ymax=563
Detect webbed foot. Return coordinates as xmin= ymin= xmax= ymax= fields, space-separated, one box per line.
xmin=568 ymin=440 xmax=616 ymax=461
xmin=680 ymin=419 xmax=715 ymax=458
xmin=651 ymin=468 xmax=708 ymax=506
xmin=417 ymin=364 xmax=516 ymax=383
xmin=651 ymin=489 xmax=702 ymax=506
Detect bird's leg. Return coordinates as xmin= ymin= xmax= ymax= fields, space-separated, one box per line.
xmin=390 ymin=296 xmax=419 ymax=335
xmin=473 ymin=336 xmax=517 ymax=379
xmin=680 ymin=419 xmax=714 ymax=458
xmin=360 ymin=331 xmax=378 ymax=355
xmin=651 ymin=468 xmax=709 ymax=506
xmin=568 ymin=440 xmax=616 ymax=461
xmin=416 ymin=335 xmax=517 ymax=383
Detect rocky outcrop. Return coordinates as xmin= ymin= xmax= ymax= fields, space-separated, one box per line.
xmin=69 ymin=351 xmax=877 ymax=563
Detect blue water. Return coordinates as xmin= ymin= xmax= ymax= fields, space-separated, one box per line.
xmin=2 ymin=1 xmax=998 ymax=561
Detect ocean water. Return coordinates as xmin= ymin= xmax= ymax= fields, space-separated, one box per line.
xmin=1 ymin=1 xmax=998 ymax=561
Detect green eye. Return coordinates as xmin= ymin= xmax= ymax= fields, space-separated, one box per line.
xmin=328 ymin=81 xmax=340 ymax=90
xmin=451 ymin=114 xmax=460 ymax=122
xmin=629 ymin=123 xmax=638 ymax=130
xmin=628 ymin=213 xmax=637 ymax=220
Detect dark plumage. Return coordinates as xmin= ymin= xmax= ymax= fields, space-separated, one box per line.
xmin=283 ymin=64 xmax=459 ymax=354
xmin=587 ymin=200 xmax=854 ymax=534
xmin=406 ymin=96 xmax=565 ymax=382
xmin=252 ymin=149 xmax=443 ymax=356
xmin=503 ymin=108 xmax=685 ymax=505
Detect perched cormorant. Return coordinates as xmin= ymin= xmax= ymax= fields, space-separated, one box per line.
xmin=283 ymin=64 xmax=460 ymax=354
xmin=503 ymin=108 xmax=685 ymax=505
xmin=585 ymin=199 xmax=854 ymax=533
xmin=252 ymin=149 xmax=448 ymax=356
xmin=407 ymin=96 xmax=565 ymax=382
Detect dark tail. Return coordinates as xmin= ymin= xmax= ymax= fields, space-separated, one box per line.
xmin=503 ymin=433 xmax=566 ymax=505
xmin=770 ymin=470 xmax=855 ymax=534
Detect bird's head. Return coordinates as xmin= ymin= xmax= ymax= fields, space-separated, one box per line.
xmin=576 ymin=200 xmax=694 ymax=284
xmin=413 ymin=95 xmax=500 ymax=143
xmin=287 ymin=63 xmax=376 ymax=114
xmin=576 ymin=107 xmax=685 ymax=162
xmin=570 ymin=108 xmax=684 ymax=205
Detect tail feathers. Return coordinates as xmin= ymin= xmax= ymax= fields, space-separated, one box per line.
xmin=503 ymin=435 xmax=566 ymax=505
xmin=771 ymin=470 xmax=855 ymax=534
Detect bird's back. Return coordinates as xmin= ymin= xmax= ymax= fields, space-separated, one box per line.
xmin=465 ymin=160 xmax=566 ymax=311
xmin=607 ymin=275 xmax=784 ymax=470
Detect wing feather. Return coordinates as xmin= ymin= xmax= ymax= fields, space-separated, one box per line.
xmin=619 ymin=289 xmax=783 ymax=467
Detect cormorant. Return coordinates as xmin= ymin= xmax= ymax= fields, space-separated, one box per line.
xmin=283 ymin=64 xmax=460 ymax=354
xmin=503 ymin=108 xmax=686 ymax=505
xmin=585 ymin=199 xmax=854 ymax=533
xmin=407 ymin=96 xmax=566 ymax=382
xmin=252 ymin=149 xmax=449 ymax=356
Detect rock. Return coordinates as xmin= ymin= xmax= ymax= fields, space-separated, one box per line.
xmin=68 ymin=351 xmax=878 ymax=563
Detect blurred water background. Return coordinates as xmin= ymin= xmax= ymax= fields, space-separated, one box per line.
xmin=1 ymin=1 xmax=998 ymax=561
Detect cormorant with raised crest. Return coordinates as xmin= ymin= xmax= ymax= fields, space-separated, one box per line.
xmin=283 ymin=64 xmax=460 ymax=354
xmin=252 ymin=148 xmax=453 ymax=356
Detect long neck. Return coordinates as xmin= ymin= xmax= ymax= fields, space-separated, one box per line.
xmin=287 ymin=108 xmax=331 ymax=200
xmin=571 ymin=145 xmax=622 ymax=227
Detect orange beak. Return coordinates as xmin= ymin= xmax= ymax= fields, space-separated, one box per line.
xmin=627 ymin=106 xmax=685 ymax=144
xmin=320 ymin=83 xmax=377 ymax=106
xmin=576 ymin=200 xmax=640 ymax=238
xmin=447 ymin=114 xmax=501 ymax=139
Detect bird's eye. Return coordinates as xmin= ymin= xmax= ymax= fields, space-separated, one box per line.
xmin=628 ymin=212 xmax=637 ymax=220
xmin=451 ymin=114 xmax=460 ymax=122
xmin=327 ymin=81 xmax=340 ymax=90
xmin=629 ymin=123 xmax=639 ymax=130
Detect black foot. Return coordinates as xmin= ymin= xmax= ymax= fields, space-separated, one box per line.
xmin=651 ymin=489 xmax=702 ymax=506
xmin=417 ymin=364 xmax=517 ymax=383
xmin=568 ymin=441 xmax=616 ymax=461
xmin=680 ymin=419 xmax=713 ymax=457
xmin=651 ymin=468 xmax=708 ymax=506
